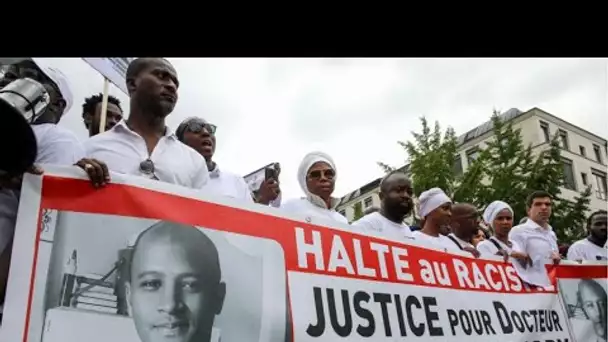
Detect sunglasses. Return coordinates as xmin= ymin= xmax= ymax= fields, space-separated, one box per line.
xmin=185 ymin=120 xmax=217 ymax=135
xmin=308 ymin=169 xmax=335 ymax=180
xmin=139 ymin=159 xmax=159 ymax=180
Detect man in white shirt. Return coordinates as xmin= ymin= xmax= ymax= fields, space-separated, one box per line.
xmin=447 ymin=203 xmax=481 ymax=257
xmin=509 ymin=190 xmax=561 ymax=267
xmin=567 ymin=210 xmax=607 ymax=262
xmin=411 ymin=188 xmax=460 ymax=253
xmin=0 ymin=58 xmax=84 ymax=311
xmin=352 ymin=171 xmax=414 ymax=242
xmin=76 ymin=58 xmax=209 ymax=189
xmin=175 ymin=117 xmax=280 ymax=204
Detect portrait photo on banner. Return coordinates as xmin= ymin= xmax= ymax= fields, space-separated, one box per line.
xmin=24 ymin=210 xmax=288 ymax=342
xmin=558 ymin=277 xmax=607 ymax=342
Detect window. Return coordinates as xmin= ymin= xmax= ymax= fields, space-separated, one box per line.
xmin=561 ymin=158 xmax=576 ymax=190
xmin=581 ymin=172 xmax=588 ymax=186
xmin=453 ymin=154 xmax=463 ymax=176
xmin=558 ymin=129 xmax=569 ymax=150
xmin=539 ymin=121 xmax=550 ymax=143
xmin=592 ymin=169 xmax=607 ymax=200
xmin=364 ymin=196 xmax=373 ymax=208
xmin=579 ymin=145 xmax=586 ymax=157
xmin=593 ymin=144 xmax=603 ymax=164
xmin=466 ymin=147 xmax=480 ymax=165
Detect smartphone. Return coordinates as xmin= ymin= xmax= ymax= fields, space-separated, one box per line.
xmin=265 ymin=166 xmax=277 ymax=181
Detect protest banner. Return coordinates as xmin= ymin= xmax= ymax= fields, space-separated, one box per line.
xmin=0 ymin=166 xmax=605 ymax=342
xmin=81 ymin=58 xmax=135 ymax=95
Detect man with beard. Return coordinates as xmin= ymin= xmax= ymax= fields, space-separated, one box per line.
xmin=568 ymin=210 xmax=607 ymax=262
xmin=175 ymin=117 xmax=280 ymax=205
xmin=76 ymin=58 xmax=209 ymax=189
xmin=447 ymin=203 xmax=481 ymax=257
xmin=352 ymin=171 xmax=414 ymax=242
xmin=126 ymin=221 xmax=225 ymax=342
xmin=81 ymin=93 xmax=123 ymax=137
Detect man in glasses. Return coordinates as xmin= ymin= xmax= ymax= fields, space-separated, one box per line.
xmin=0 ymin=58 xmax=84 ymax=316
xmin=76 ymin=58 xmax=209 ymax=189
xmin=175 ymin=117 xmax=280 ymax=205
xmin=447 ymin=203 xmax=481 ymax=257
xmin=281 ymin=151 xmax=347 ymax=224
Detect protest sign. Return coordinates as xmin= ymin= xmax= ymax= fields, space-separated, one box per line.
xmin=82 ymin=58 xmax=135 ymax=95
xmin=0 ymin=166 xmax=605 ymax=342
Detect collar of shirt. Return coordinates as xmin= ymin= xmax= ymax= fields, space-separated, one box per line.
xmin=114 ymin=120 xmax=177 ymax=140
xmin=209 ymin=164 xmax=221 ymax=179
xmin=523 ymin=218 xmax=554 ymax=232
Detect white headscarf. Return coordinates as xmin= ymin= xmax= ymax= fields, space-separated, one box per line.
xmin=32 ymin=58 xmax=74 ymax=113
xmin=297 ymin=151 xmax=339 ymax=209
xmin=482 ymin=200 xmax=513 ymax=228
xmin=418 ymin=187 xmax=451 ymax=218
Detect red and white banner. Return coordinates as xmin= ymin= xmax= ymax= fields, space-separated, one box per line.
xmin=0 ymin=166 xmax=605 ymax=342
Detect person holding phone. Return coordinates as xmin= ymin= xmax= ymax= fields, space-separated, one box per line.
xmin=176 ymin=117 xmax=280 ymax=205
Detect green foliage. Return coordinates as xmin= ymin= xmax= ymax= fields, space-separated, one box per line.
xmin=353 ymin=202 xmax=364 ymax=221
xmin=381 ymin=110 xmax=592 ymax=243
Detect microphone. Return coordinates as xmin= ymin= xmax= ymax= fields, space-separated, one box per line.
xmin=0 ymin=77 xmax=50 ymax=176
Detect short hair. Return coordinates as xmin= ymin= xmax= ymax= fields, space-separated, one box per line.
xmin=126 ymin=57 xmax=172 ymax=81
xmin=126 ymin=221 xmax=221 ymax=285
xmin=526 ymin=190 xmax=552 ymax=208
xmin=82 ymin=93 xmax=122 ymax=127
xmin=587 ymin=210 xmax=608 ymax=229
xmin=380 ymin=170 xmax=410 ymax=193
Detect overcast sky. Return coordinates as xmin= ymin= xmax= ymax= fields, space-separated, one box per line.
xmin=45 ymin=58 xmax=607 ymax=200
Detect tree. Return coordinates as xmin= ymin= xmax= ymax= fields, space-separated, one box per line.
xmin=381 ymin=110 xmax=592 ymax=243
xmin=352 ymin=202 xmax=364 ymax=221
xmin=379 ymin=117 xmax=460 ymax=197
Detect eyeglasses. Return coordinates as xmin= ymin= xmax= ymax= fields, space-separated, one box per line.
xmin=185 ymin=120 xmax=217 ymax=135
xmin=308 ymin=169 xmax=335 ymax=180
xmin=139 ymin=159 xmax=159 ymax=180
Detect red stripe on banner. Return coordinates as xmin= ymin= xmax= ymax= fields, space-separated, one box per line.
xmin=554 ymin=263 xmax=607 ymax=278
xmin=22 ymin=207 xmax=44 ymax=341
xmin=38 ymin=176 xmax=562 ymax=296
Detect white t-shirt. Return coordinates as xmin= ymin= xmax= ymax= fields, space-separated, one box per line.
xmin=281 ymin=198 xmax=348 ymax=224
xmin=352 ymin=212 xmax=413 ymax=243
xmin=477 ymin=237 xmax=513 ymax=257
xmin=0 ymin=124 xmax=85 ymax=255
xmin=412 ymin=231 xmax=461 ymax=253
xmin=205 ymin=167 xmax=254 ymax=203
xmin=509 ymin=220 xmax=558 ymax=263
xmin=567 ymin=238 xmax=608 ymax=261
xmin=84 ymin=121 xmax=208 ymax=189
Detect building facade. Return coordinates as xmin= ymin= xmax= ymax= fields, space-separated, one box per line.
xmin=337 ymin=107 xmax=608 ymax=223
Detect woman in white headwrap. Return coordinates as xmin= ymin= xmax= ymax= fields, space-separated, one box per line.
xmin=477 ymin=201 xmax=529 ymax=264
xmin=281 ymin=152 xmax=348 ymax=224
xmin=411 ymin=188 xmax=460 ymax=253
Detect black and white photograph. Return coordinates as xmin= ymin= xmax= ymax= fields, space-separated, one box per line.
xmin=24 ymin=210 xmax=288 ymax=342
xmin=559 ymin=278 xmax=607 ymax=342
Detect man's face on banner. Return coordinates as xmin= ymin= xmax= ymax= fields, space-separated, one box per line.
xmin=127 ymin=232 xmax=218 ymax=342
xmin=579 ymin=282 xmax=607 ymax=338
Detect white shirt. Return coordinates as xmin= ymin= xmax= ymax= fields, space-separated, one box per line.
xmin=477 ymin=237 xmax=513 ymax=256
xmin=567 ymin=238 xmax=608 ymax=261
xmin=352 ymin=212 xmax=413 ymax=243
xmin=0 ymin=124 xmax=85 ymax=255
xmin=205 ymin=166 xmax=253 ymax=203
xmin=509 ymin=219 xmax=558 ymax=263
xmin=412 ymin=231 xmax=461 ymax=253
xmin=84 ymin=121 xmax=208 ymax=189
xmin=281 ymin=198 xmax=348 ymax=224
xmin=447 ymin=233 xmax=475 ymax=250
